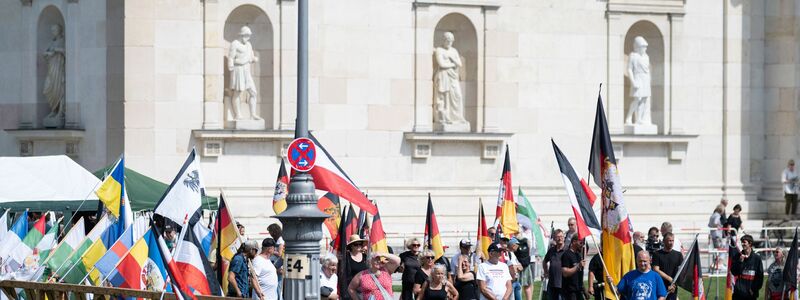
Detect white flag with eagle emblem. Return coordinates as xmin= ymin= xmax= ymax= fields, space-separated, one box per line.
xmin=155 ymin=148 xmax=205 ymax=226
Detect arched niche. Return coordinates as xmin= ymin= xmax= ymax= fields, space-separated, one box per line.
xmin=624 ymin=21 xmax=664 ymax=132
xmin=433 ymin=13 xmax=478 ymax=132
xmin=37 ymin=5 xmax=65 ymax=126
xmin=223 ymin=5 xmax=274 ymax=129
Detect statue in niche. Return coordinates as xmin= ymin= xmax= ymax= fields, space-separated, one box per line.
xmin=625 ymin=36 xmax=653 ymax=127
xmin=433 ymin=31 xmax=470 ymax=132
xmin=228 ymin=25 xmax=263 ymax=123
xmin=43 ymin=24 xmax=65 ymax=127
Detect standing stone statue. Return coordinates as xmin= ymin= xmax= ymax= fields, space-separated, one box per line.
xmin=625 ymin=36 xmax=652 ymax=127
xmin=433 ymin=32 xmax=470 ymax=132
xmin=228 ymin=25 xmax=263 ymax=126
xmin=43 ymin=24 xmax=65 ymax=127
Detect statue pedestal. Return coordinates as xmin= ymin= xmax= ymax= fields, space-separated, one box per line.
xmin=234 ymin=119 xmax=266 ymax=130
xmin=434 ymin=122 xmax=470 ymax=133
xmin=42 ymin=115 xmax=65 ymax=129
xmin=624 ymin=123 xmax=657 ymax=135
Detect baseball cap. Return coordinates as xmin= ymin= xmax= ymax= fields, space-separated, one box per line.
xmin=487 ymin=242 xmax=501 ymax=253
xmin=459 ymin=239 xmax=472 ymax=247
xmin=509 ymin=238 xmax=519 ymax=245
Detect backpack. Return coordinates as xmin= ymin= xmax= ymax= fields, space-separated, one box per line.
xmin=516 ymin=239 xmax=532 ymax=269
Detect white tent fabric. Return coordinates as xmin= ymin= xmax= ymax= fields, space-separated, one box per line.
xmin=0 ymin=155 xmax=100 ymax=203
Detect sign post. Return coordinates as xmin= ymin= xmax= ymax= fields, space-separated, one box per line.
xmin=274 ymin=0 xmax=329 ymax=299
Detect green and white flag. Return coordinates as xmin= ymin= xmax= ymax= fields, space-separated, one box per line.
xmin=40 ymin=217 xmax=84 ymax=281
xmin=36 ymin=218 xmax=61 ymax=260
xmin=56 ymin=215 xmax=111 ymax=283
xmin=517 ymin=188 xmax=547 ymax=257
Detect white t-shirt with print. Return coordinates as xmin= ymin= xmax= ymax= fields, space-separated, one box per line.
xmin=477 ymin=260 xmax=512 ymax=300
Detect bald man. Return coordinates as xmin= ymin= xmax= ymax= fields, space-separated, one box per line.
xmin=617 ymin=251 xmax=667 ymax=300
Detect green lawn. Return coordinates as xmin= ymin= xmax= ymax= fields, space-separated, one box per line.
xmin=394 ymin=277 xmax=771 ymax=299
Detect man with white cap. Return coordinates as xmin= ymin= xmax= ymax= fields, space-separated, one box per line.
xmin=452 ymin=239 xmax=474 ymax=275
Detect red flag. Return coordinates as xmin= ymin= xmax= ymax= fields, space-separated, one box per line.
xmin=424 ymin=194 xmax=444 ymax=260
xmin=306 ymin=133 xmax=377 ymax=214
xmin=273 ymin=160 xmax=289 ymax=214
xmin=495 ymin=146 xmax=519 ymax=235
xmin=552 ymin=140 xmax=601 ymax=240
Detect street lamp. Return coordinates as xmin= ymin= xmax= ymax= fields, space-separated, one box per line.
xmin=274 ymin=0 xmax=329 ymax=299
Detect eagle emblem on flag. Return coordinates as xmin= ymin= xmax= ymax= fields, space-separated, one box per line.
xmin=183 ymin=170 xmax=201 ymax=192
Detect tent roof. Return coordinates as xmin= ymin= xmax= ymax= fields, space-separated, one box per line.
xmin=93 ymin=165 xmax=218 ymax=212
xmin=0 ymin=155 xmax=100 ymax=211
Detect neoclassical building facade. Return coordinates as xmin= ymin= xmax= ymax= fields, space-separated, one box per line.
xmin=0 ymin=0 xmax=798 ymax=244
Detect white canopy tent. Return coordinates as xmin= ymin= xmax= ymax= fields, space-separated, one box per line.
xmin=0 ymin=155 xmax=100 ymax=212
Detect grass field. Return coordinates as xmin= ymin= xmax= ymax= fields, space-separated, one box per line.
xmin=393 ymin=277 xmax=771 ymax=300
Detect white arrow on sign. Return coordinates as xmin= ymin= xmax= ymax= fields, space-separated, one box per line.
xmin=298 ymin=160 xmax=308 ymax=166
xmin=298 ymin=143 xmax=309 ymax=150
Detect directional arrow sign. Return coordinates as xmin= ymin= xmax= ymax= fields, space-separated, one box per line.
xmin=287 ymin=137 xmax=316 ymax=172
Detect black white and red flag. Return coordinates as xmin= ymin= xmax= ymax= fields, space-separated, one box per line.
xmin=552 ymin=139 xmax=600 ymax=240
xmin=306 ymin=133 xmax=377 ymax=214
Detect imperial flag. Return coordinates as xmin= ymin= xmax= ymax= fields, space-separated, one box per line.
xmin=588 ymin=95 xmax=635 ymax=299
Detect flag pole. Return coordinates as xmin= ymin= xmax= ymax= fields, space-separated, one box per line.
xmin=588 ymin=234 xmax=620 ymax=300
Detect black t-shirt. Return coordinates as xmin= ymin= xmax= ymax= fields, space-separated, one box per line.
xmin=544 ymin=246 xmax=565 ymax=288
xmin=652 ymin=249 xmax=683 ymax=286
xmin=588 ymin=254 xmax=604 ymax=284
xmin=726 ymin=215 xmax=742 ymax=230
xmin=399 ymin=250 xmax=422 ymax=300
xmin=455 ymin=272 xmax=480 ymax=300
xmin=560 ymin=249 xmax=583 ymax=293
xmin=415 ymin=268 xmax=430 ymax=284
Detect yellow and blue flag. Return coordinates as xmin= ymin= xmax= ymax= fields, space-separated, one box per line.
xmin=95 ymin=156 xmax=126 ymax=217
xmin=81 ymin=155 xmax=134 ymax=284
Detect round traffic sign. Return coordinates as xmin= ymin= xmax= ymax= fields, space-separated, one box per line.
xmin=287 ymin=138 xmax=316 ymax=172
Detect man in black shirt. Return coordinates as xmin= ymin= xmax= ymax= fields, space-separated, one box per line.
xmin=587 ymin=254 xmax=604 ymax=300
xmin=561 ymin=235 xmax=586 ymax=300
xmin=652 ymin=232 xmax=683 ymax=300
xmin=543 ymin=229 xmax=566 ymax=300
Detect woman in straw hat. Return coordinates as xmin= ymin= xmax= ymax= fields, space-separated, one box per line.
xmin=343 ymin=234 xmax=369 ymax=299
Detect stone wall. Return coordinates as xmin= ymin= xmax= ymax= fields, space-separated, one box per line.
xmin=1 ymin=0 xmax=799 ymax=244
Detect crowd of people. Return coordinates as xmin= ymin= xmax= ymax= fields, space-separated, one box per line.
xmin=222 ymin=188 xmax=789 ymax=300
xmin=320 ymin=205 xmax=788 ymax=300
